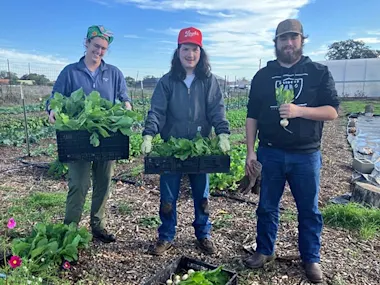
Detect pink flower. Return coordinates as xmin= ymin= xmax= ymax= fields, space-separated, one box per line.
xmin=62 ymin=261 xmax=71 ymax=270
xmin=9 ymin=256 xmax=22 ymax=268
xmin=7 ymin=218 xmax=16 ymax=229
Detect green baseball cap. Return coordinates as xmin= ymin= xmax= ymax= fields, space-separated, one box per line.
xmin=87 ymin=25 xmax=114 ymax=43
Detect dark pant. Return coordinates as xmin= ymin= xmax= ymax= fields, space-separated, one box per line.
xmin=64 ymin=160 xmax=115 ymax=230
xmin=158 ymin=173 xmax=211 ymax=241
xmin=256 ymin=146 xmax=323 ymax=263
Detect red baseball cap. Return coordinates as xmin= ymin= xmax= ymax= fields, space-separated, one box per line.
xmin=178 ymin=27 xmax=202 ymax=47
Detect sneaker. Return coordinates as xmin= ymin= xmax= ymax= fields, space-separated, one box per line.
xmin=197 ymin=238 xmax=216 ymax=255
xmin=304 ymin=263 xmax=323 ymax=284
xmin=149 ymin=240 xmax=173 ymax=255
xmin=92 ymin=228 xmax=116 ymax=243
xmin=244 ymin=251 xmax=275 ymax=269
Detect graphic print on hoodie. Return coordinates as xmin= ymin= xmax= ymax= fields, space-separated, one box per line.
xmin=247 ymin=56 xmax=340 ymax=153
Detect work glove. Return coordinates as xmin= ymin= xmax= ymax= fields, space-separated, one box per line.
xmin=218 ymin=133 xmax=230 ymax=153
xmin=141 ymin=135 xmax=153 ymax=154
xmin=237 ymin=160 xmax=262 ymax=195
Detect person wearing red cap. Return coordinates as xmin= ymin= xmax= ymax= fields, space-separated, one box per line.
xmin=141 ymin=27 xmax=230 ymax=255
xmin=243 ymin=19 xmax=340 ymax=283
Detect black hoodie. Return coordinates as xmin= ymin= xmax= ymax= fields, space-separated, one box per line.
xmin=247 ymin=56 xmax=340 ymax=153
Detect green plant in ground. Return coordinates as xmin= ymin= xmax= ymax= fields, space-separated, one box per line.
xmin=48 ymin=159 xmax=68 ymax=179
xmin=212 ymin=213 xmax=233 ymax=230
xmin=226 ymin=109 xmax=246 ymax=129
xmin=118 ymin=203 xmax=132 ymax=215
xmin=0 ymin=115 xmax=54 ymax=146
xmin=139 ymin=216 xmax=161 ymax=228
xmin=322 ymin=203 xmax=380 ymax=239
xmin=340 ymin=100 xmax=380 ymax=114
xmin=11 ymin=222 xmax=92 ymax=274
xmin=209 ymin=144 xmax=245 ymax=191
xmin=49 ymin=88 xmax=142 ymax=147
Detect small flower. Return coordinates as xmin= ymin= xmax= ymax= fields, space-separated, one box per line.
xmin=7 ymin=218 xmax=16 ymax=229
xmin=27 ymin=280 xmax=32 ymax=285
xmin=9 ymin=256 xmax=22 ymax=268
xmin=41 ymin=258 xmax=45 ymax=262
xmin=38 ymin=277 xmax=43 ymax=282
xmin=62 ymin=261 xmax=70 ymax=270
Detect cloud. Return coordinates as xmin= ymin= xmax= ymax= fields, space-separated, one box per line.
xmin=89 ymin=0 xmax=112 ymax=6
xmin=367 ymin=30 xmax=380 ymax=36
xmin=124 ymin=34 xmax=142 ymax=39
xmin=0 ymin=49 xmax=69 ymax=79
xmin=308 ymin=44 xmax=328 ymax=59
xmin=354 ymin=37 xmax=380 ymax=44
xmin=197 ymin=11 xmax=236 ymax=18
xmin=117 ymin=0 xmax=312 ymax=78
xmin=0 ymin=48 xmax=69 ymax=65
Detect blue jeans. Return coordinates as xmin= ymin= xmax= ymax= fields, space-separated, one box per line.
xmin=256 ymin=146 xmax=323 ymax=263
xmin=158 ymin=173 xmax=212 ymax=242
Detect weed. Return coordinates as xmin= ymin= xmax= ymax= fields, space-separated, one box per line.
xmin=322 ymin=203 xmax=380 ymax=239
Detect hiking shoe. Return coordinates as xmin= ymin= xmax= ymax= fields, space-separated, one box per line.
xmin=244 ymin=252 xmax=275 ymax=269
xmin=304 ymin=263 xmax=323 ymax=284
xmin=197 ymin=238 xmax=216 ymax=255
xmin=149 ymin=240 xmax=173 ymax=255
xmin=92 ymin=228 xmax=116 ymax=243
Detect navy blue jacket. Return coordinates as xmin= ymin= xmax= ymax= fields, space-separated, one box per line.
xmin=46 ymin=56 xmax=130 ymax=112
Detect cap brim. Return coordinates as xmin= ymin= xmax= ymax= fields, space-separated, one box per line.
xmin=275 ymin=31 xmax=302 ymax=38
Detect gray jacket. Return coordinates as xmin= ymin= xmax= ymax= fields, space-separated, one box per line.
xmin=142 ymin=72 xmax=230 ymax=141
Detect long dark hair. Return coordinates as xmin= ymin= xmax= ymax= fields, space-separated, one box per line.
xmin=169 ymin=44 xmax=211 ymax=81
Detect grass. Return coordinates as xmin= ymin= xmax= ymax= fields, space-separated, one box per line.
xmin=322 ymin=203 xmax=380 ymax=239
xmin=340 ymin=100 xmax=380 ymax=114
xmin=1 ymin=191 xmax=90 ymax=232
xmin=118 ymin=202 xmax=132 ymax=215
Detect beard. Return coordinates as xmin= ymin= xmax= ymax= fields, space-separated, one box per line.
xmin=276 ymin=45 xmax=303 ymax=64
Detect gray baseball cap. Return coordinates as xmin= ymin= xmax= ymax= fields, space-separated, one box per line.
xmin=275 ymin=19 xmax=303 ymax=38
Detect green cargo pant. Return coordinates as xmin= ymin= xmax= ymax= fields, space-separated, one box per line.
xmin=64 ymin=160 xmax=115 ymax=230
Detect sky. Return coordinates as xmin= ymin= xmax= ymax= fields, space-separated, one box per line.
xmin=0 ymin=0 xmax=380 ymax=81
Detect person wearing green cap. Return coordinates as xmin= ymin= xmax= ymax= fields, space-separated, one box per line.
xmin=46 ymin=25 xmax=132 ymax=243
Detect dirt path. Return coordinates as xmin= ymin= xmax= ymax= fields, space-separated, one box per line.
xmin=0 ymin=111 xmax=379 ymax=285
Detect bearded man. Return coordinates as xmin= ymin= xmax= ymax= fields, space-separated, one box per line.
xmin=243 ymin=19 xmax=340 ymax=284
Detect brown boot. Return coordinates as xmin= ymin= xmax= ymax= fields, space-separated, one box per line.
xmin=148 ymin=240 xmax=173 ymax=255
xmin=197 ymin=238 xmax=216 ymax=255
xmin=244 ymin=251 xmax=275 ymax=269
xmin=304 ymin=263 xmax=323 ymax=284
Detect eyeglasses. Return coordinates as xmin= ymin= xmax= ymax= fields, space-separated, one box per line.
xmin=91 ymin=43 xmax=108 ymax=51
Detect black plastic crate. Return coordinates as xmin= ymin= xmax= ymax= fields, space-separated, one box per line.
xmin=144 ymin=156 xmax=173 ymax=174
xmin=143 ymin=255 xmax=238 ymax=285
xmin=173 ymin=157 xmax=200 ymax=173
xmin=144 ymin=155 xmax=230 ymax=174
xmin=56 ymin=130 xmax=129 ymax=162
xmin=199 ymin=155 xmax=230 ymax=173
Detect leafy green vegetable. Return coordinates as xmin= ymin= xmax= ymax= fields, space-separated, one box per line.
xmin=179 ymin=266 xmax=230 ymax=285
xmin=275 ymin=85 xmax=294 ymax=105
xmin=149 ymin=132 xmax=224 ymax=161
xmin=49 ymin=88 xmax=141 ymax=146
xmin=11 ymin=222 xmax=92 ymax=273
